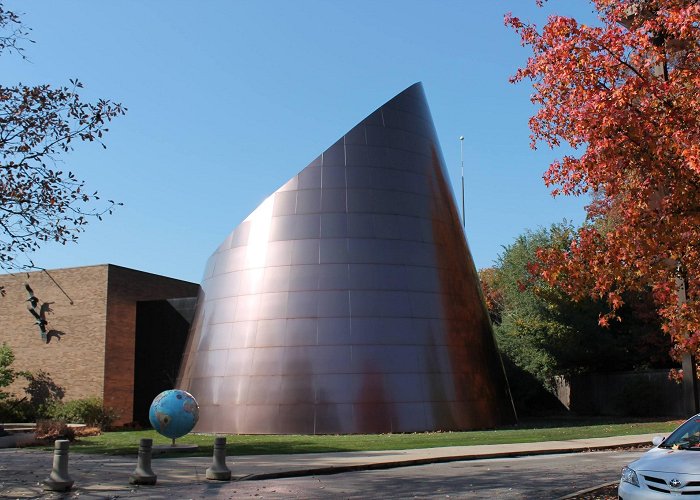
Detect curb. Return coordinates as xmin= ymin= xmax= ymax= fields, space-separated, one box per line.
xmin=241 ymin=441 xmax=651 ymax=481
xmin=0 ymin=432 xmax=37 ymax=449
xmin=557 ymin=480 xmax=618 ymax=499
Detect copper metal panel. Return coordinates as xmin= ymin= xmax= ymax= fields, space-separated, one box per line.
xmin=177 ymin=82 xmax=516 ymax=434
xmin=321 ymin=168 xmax=346 ymax=189
xmin=196 ymin=323 xmax=231 ymax=351
xmin=273 ymin=191 xmax=297 ymax=216
xmin=320 ymin=213 xmax=348 ymax=238
xmin=317 ymin=317 xmax=351 ymax=345
xmin=291 ymin=239 xmax=319 ymax=265
xmin=277 ymin=404 xmax=315 ymax=434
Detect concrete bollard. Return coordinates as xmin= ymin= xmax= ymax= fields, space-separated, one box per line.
xmin=43 ymin=439 xmax=74 ymax=492
xmin=129 ymin=438 xmax=157 ymax=485
xmin=206 ymin=436 xmax=232 ymax=481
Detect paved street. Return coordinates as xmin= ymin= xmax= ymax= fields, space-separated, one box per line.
xmin=1 ymin=449 xmax=643 ymax=499
xmin=214 ymin=450 xmax=642 ymax=499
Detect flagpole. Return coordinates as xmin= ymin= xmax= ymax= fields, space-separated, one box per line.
xmin=460 ymin=136 xmax=465 ymax=229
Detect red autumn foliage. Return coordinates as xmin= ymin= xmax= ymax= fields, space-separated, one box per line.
xmin=506 ymin=1 xmax=700 ymax=361
xmin=478 ymin=267 xmax=504 ymax=325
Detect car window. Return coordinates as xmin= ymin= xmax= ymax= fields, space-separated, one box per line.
xmin=661 ymin=417 xmax=700 ymax=449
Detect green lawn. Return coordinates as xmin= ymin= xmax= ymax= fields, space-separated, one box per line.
xmin=64 ymin=417 xmax=682 ymax=457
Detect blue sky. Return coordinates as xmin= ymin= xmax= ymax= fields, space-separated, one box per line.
xmin=3 ymin=1 xmax=599 ymax=284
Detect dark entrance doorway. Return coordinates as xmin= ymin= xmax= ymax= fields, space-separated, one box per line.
xmin=133 ymin=298 xmax=197 ymax=425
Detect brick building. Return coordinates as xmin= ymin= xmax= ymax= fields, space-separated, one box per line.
xmin=0 ymin=265 xmax=199 ymax=425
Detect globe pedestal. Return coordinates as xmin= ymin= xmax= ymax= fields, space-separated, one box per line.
xmin=152 ymin=443 xmax=199 ymax=455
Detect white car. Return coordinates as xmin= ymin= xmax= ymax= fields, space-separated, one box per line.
xmin=619 ymin=414 xmax=700 ymax=499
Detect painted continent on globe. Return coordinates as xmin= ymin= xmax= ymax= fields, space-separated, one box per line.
xmin=149 ymin=389 xmax=199 ymax=440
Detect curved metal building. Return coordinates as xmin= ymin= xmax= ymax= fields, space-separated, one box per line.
xmin=177 ymin=83 xmax=516 ymax=434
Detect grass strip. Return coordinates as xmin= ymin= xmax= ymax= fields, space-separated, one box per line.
xmin=62 ymin=417 xmax=681 ymax=457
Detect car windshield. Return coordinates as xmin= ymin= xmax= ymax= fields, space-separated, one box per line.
xmin=659 ymin=416 xmax=700 ymax=450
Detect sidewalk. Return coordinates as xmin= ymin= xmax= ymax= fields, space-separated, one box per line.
xmin=0 ymin=434 xmax=656 ymax=498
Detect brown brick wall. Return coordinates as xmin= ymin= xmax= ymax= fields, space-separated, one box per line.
xmin=104 ymin=265 xmax=199 ymax=424
xmin=0 ymin=264 xmax=199 ymax=425
xmin=0 ymin=265 xmax=109 ymax=402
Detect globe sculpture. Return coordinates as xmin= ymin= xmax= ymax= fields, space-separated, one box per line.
xmin=149 ymin=389 xmax=199 ymax=445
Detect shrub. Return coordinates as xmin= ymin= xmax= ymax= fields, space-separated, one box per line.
xmin=0 ymin=398 xmax=34 ymax=422
xmin=47 ymin=398 xmax=118 ymax=429
xmin=0 ymin=373 xmax=65 ymax=423
xmin=73 ymin=426 xmax=102 ymax=437
xmin=0 ymin=343 xmax=20 ymax=402
xmin=23 ymin=370 xmax=64 ymax=417
xmin=0 ymin=344 xmax=66 ymax=422
xmin=35 ymin=419 xmax=75 ymax=442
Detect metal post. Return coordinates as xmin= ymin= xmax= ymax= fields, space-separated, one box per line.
xmin=459 ymin=136 xmax=465 ymax=229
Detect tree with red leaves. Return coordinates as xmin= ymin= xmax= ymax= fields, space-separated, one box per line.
xmin=506 ymin=1 xmax=700 ymax=369
xmin=0 ymin=3 xmax=125 ymax=270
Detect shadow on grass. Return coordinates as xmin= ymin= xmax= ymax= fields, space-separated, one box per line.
xmin=510 ymin=415 xmax=681 ymax=430
xmin=64 ymin=439 xmax=362 ymax=457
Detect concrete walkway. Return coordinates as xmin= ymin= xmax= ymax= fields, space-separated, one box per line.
xmin=0 ymin=434 xmax=657 ymax=498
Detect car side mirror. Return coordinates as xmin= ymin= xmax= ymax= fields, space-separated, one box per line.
xmin=652 ymin=436 xmax=665 ymax=446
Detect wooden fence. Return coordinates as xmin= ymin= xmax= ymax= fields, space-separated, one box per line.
xmin=555 ymin=370 xmax=687 ymax=417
